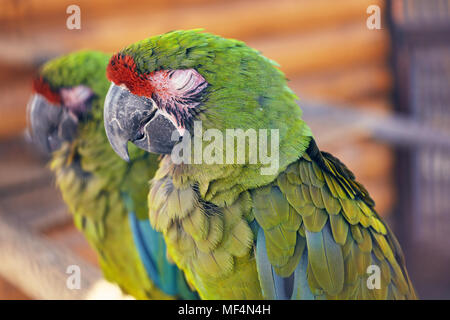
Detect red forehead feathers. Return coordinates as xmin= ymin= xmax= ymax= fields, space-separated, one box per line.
xmin=106 ymin=54 xmax=155 ymax=97
xmin=32 ymin=76 xmax=62 ymax=105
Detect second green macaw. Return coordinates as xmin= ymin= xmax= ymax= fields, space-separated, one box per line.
xmin=103 ymin=30 xmax=417 ymax=299
xmin=28 ymin=50 xmax=197 ymax=299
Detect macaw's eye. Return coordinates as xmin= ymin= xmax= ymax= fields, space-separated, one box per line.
xmin=60 ymin=85 xmax=95 ymax=117
xmin=149 ymin=68 xmax=208 ymax=128
xmin=169 ymin=69 xmax=207 ymax=93
xmin=151 ymin=69 xmax=208 ymax=105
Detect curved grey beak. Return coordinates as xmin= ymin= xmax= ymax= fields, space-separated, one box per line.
xmin=28 ymin=94 xmax=77 ymax=154
xmin=104 ymin=83 xmax=179 ymax=161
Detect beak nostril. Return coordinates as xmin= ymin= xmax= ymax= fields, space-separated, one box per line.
xmin=48 ymin=124 xmax=58 ymax=135
xmin=135 ymin=130 xmax=145 ymax=141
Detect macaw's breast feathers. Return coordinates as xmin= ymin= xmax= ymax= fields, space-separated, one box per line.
xmin=148 ymin=174 xmax=261 ymax=299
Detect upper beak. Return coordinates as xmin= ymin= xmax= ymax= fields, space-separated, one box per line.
xmin=28 ymin=94 xmax=76 ymax=154
xmin=104 ymin=83 xmax=179 ymax=161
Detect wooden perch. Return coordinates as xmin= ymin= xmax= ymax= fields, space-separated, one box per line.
xmin=0 ymin=212 xmax=126 ymax=299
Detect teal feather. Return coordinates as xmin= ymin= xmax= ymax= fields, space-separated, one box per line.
xmin=125 ymin=193 xmax=198 ymax=299
xmin=291 ymin=249 xmax=315 ymax=300
xmin=255 ymin=226 xmax=290 ymax=299
xmin=305 ymin=224 xmax=344 ymax=296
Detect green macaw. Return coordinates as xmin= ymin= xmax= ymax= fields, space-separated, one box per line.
xmin=27 ymin=50 xmax=197 ymax=300
xmin=103 ymin=30 xmax=417 ymax=300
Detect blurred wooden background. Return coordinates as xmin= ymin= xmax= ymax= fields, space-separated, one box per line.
xmin=0 ymin=0 xmax=405 ymax=299
xmin=0 ymin=0 xmax=394 ymax=209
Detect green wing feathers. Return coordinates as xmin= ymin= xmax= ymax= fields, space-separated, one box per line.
xmin=252 ymin=139 xmax=417 ymax=300
xmin=148 ymin=138 xmax=416 ymax=299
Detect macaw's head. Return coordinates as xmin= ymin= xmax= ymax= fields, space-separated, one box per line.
xmin=104 ymin=30 xmax=310 ymax=165
xmin=28 ymin=50 xmax=110 ymax=154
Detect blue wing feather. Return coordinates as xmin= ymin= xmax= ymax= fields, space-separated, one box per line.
xmin=124 ymin=192 xmax=198 ymax=300
xmin=255 ymin=225 xmax=289 ymax=300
